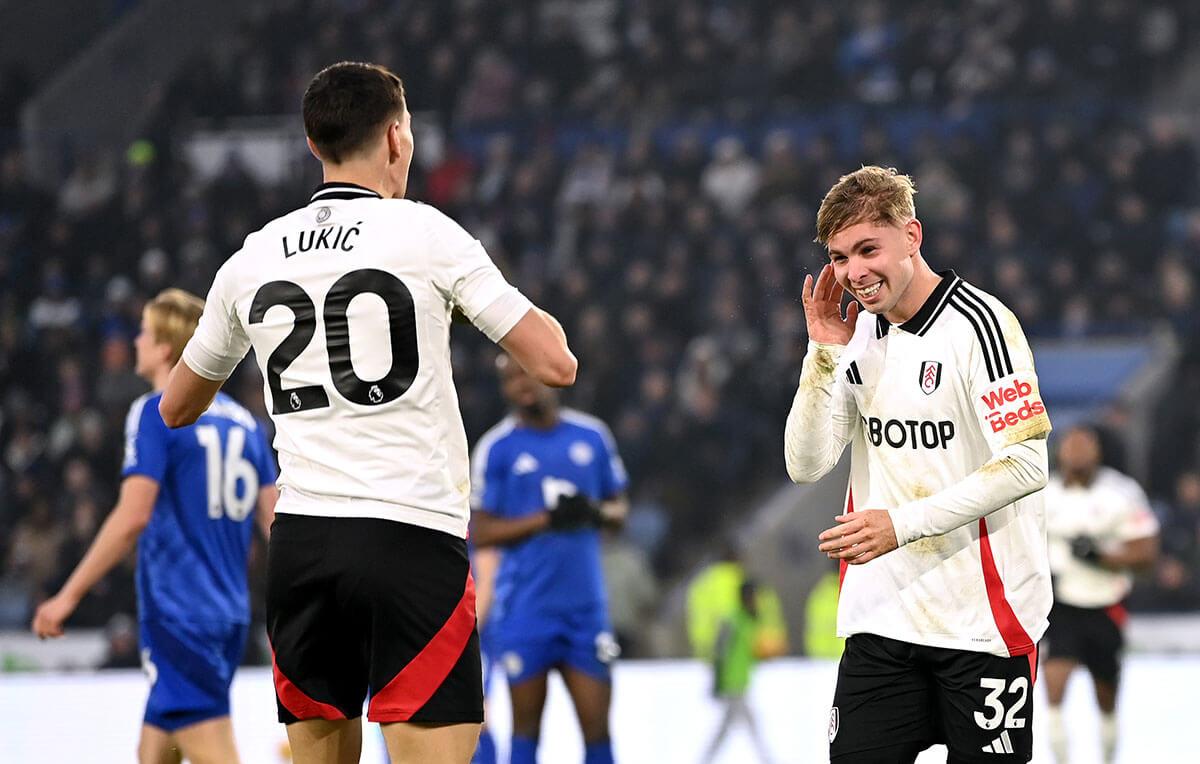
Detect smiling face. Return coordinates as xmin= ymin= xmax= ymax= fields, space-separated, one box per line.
xmin=826 ymin=218 xmax=923 ymax=318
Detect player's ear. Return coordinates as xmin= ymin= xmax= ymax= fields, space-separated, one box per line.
xmin=305 ymin=136 xmax=324 ymax=163
xmin=386 ymin=121 xmax=402 ymax=163
xmin=387 ymin=118 xmax=412 ymax=166
xmin=906 ymin=218 xmax=923 ymax=255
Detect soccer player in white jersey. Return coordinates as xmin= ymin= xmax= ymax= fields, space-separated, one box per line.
xmin=158 ymin=62 xmax=577 ymax=764
xmin=1042 ymin=425 xmax=1158 ymax=764
xmin=785 ymin=166 xmax=1054 ymax=763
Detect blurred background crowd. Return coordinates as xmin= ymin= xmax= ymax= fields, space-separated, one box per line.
xmin=4 ymin=0 xmax=1200 ymax=657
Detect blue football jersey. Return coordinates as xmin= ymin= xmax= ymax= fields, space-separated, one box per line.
xmin=471 ymin=409 xmax=628 ymax=622
xmin=122 ymin=391 xmax=277 ymax=624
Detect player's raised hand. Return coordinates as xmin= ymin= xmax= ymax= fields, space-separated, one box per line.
xmin=817 ymin=510 xmax=898 ymax=565
xmin=802 ymin=264 xmax=860 ymax=345
xmin=32 ymin=592 xmax=78 ymax=639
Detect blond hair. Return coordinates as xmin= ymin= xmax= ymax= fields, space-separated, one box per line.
xmin=143 ymin=288 xmax=205 ymax=364
xmin=815 ymin=166 xmax=917 ymax=245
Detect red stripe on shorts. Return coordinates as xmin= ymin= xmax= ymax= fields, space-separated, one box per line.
xmin=271 ymin=647 xmax=347 ymax=720
xmin=978 ymin=518 xmax=1034 ymax=656
xmin=367 ymin=572 xmax=477 ymax=722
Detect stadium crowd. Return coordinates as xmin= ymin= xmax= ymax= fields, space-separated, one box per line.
xmin=4 ymin=0 xmax=1200 ymax=645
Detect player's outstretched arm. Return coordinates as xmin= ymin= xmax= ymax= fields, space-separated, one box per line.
xmin=1077 ymin=534 xmax=1159 ymax=572
xmin=469 ymin=509 xmax=551 ymax=548
xmin=159 ymin=360 xmax=225 ymax=428
xmin=816 ymin=439 xmax=1049 ymax=565
xmin=498 ymin=307 xmax=577 ymax=387
xmin=888 ymin=437 xmax=1049 ymax=546
xmin=31 ymin=476 xmax=158 ymax=638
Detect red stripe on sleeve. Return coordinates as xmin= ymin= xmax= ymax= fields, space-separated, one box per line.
xmin=271 ymin=648 xmax=347 ymax=721
xmin=978 ymin=518 xmax=1034 ymax=656
xmin=367 ymin=573 xmax=477 ymax=722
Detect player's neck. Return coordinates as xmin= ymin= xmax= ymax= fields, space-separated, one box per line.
xmin=517 ymin=406 xmax=559 ymax=430
xmin=321 ymin=161 xmax=390 ymax=198
xmin=1063 ymin=467 xmax=1097 ymax=487
xmin=884 ymin=258 xmax=941 ymax=325
xmin=147 ymin=365 xmax=171 ymax=393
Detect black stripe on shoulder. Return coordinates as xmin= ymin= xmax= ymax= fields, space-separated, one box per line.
xmin=846 ymin=361 xmax=863 ymax=385
xmin=951 ymin=290 xmax=1006 ymax=378
xmin=949 ymin=295 xmax=999 ymax=382
xmin=956 ymin=284 xmax=1013 ymax=376
xmin=916 ymin=279 xmax=961 ymax=337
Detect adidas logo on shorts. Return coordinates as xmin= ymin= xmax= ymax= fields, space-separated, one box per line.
xmin=981 ymin=730 xmax=1014 ymax=754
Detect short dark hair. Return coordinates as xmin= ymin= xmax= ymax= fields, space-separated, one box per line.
xmin=302 ymin=62 xmax=406 ymax=164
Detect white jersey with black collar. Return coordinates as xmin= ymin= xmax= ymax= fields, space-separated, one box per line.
xmin=786 ymin=271 xmax=1053 ymax=657
xmin=182 ymin=182 xmax=533 ymax=537
xmin=1044 ymin=466 xmax=1158 ymax=608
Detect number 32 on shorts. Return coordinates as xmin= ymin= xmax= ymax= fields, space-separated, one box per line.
xmin=974 ymin=676 xmax=1029 ymax=730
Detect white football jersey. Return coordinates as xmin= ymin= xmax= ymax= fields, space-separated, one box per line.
xmin=183 ymin=183 xmax=532 ymax=537
xmin=1044 ymin=467 xmax=1159 ymax=608
xmin=786 ymin=271 xmax=1053 ymax=657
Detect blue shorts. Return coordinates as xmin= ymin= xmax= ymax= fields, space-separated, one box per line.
xmin=140 ymin=619 xmax=248 ymax=732
xmin=487 ymin=610 xmax=618 ymax=686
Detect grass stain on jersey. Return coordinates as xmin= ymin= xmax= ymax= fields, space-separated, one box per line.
xmin=807 ymin=345 xmax=840 ymax=379
xmin=903 ymin=484 xmax=952 ymax=556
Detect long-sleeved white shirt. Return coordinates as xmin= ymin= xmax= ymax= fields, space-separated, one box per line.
xmin=785 ymin=272 xmax=1052 ymax=657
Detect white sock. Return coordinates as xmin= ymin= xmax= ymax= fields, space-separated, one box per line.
xmin=1047 ymin=706 xmax=1068 ymax=764
xmin=1100 ymin=711 xmax=1119 ymax=763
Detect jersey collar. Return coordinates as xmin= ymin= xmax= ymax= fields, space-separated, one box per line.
xmin=310 ymin=182 xmax=383 ymax=203
xmin=875 ymin=269 xmax=961 ymax=338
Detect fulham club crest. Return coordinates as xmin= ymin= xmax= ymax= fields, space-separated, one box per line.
xmin=919 ymin=361 xmax=943 ymax=395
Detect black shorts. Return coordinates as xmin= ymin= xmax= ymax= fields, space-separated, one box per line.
xmin=1042 ymin=600 xmax=1124 ymax=684
xmin=266 ymin=513 xmax=482 ymax=725
xmin=830 ymin=633 xmax=1037 ymax=763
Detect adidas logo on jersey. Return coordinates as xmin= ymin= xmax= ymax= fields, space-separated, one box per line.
xmin=512 ymin=453 xmax=540 ymax=475
xmin=980 ymin=378 xmax=1046 ymax=433
xmin=981 ymin=730 xmax=1015 ymax=754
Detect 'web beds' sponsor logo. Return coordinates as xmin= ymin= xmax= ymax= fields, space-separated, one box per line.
xmin=980 ymin=378 xmax=1045 ymax=433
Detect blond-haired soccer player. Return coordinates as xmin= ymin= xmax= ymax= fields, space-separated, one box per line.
xmin=34 ymin=288 xmax=279 ymax=764
xmin=785 ymin=166 xmax=1053 ymax=763
xmin=159 ymin=62 xmax=576 ymax=764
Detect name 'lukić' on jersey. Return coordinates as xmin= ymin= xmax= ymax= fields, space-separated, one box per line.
xmin=282 ymin=210 xmax=365 ymax=256
xmin=798 ymin=271 xmax=1053 ymax=658
xmin=183 ymin=183 xmax=533 ymax=538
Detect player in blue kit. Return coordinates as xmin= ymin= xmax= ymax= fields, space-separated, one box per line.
xmin=470 ymin=354 xmax=629 ymax=764
xmin=33 ymin=288 xmax=278 ymax=764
